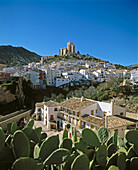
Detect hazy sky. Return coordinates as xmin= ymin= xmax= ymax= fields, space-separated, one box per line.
xmin=0 ymin=0 xmax=137 ymax=66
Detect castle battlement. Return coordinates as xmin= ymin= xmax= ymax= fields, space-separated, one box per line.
xmin=59 ymin=42 xmax=75 ymax=56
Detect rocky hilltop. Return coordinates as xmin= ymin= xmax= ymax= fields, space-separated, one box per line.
xmin=0 ymin=45 xmax=41 ymax=66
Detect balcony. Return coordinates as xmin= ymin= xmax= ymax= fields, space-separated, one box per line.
xmin=57 ymin=114 xmax=66 ymax=121
xmin=49 ymin=119 xmax=56 ymax=123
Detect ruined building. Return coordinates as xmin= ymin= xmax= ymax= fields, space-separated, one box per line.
xmin=59 ymin=42 xmax=75 ymax=56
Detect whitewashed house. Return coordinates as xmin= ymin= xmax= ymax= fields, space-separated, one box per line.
xmin=59 ymin=97 xmax=136 ymax=138
xmin=80 ymin=69 xmax=95 ymax=81
xmin=130 ymin=69 xmax=138 ymax=84
xmin=24 ymin=70 xmax=46 ymax=89
xmin=44 ymin=68 xmax=61 ymax=86
xmin=35 ymin=97 xmax=137 ymax=138
xmin=43 ymin=101 xmax=59 ymax=129
xmin=62 ymin=71 xmax=82 ymax=82
xmin=92 ymin=69 xmax=106 ymax=82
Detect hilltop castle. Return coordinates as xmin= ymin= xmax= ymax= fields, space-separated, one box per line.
xmin=40 ymin=42 xmax=76 ymax=65
xmin=59 ymin=42 xmax=75 ymax=56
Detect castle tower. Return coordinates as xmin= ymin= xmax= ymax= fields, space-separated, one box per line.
xmin=59 ymin=48 xmax=63 ymax=56
xmin=59 ymin=42 xmax=75 ymax=56
xmin=67 ymin=42 xmax=75 ymax=54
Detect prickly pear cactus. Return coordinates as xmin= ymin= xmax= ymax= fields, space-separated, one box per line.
xmin=98 ymin=127 xmax=108 ymax=144
xmin=108 ymin=165 xmax=119 ymax=170
xmin=127 ymin=145 xmax=136 ymax=159
xmin=96 ymin=144 xmax=107 ymax=167
xmin=67 ymin=124 xmax=71 ymax=130
xmin=44 ymin=148 xmax=71 ymax=166
xmin=0 ymin=145 xmax=15 ymax=170
xmin=117 ymin=136 xmax=126 ymax=148
xmin=23 ymin=126 xmax=33 ymax=139
xmin=85 ymin=148 xmax=95 ymax=162
xmin=130 ymin=157 xmax=138 ymax=170
xmin=40 ymin=132 xmax=47 ymax=141
xmin=74 ymin=137 xmax=88 ymax=153
xmin=11 ymin=157 xmax=44 ymax=170
xmin=39 ymin=135 xmax=59 ymax=161
xmin=107 ymin=136 xmax=113 ymax=146
xmin=61 ymin=138 xmax=72 ymax=152
xmin=0 ymin=127 xmax=5 ymax=152
xmin=27 ymin=119 xmax=34 ymax=128
xmin=125 ymin=130 xmax=138 ymax=145
xmin=107 ymin=143 xmax=117 ymax=157
xmin=82 ymin=128 xmax=100 ymax=147
xmin=73 ymin=128 xmax=77 ymax=142
xmin=11 ymin=122 xmax=18 ymax=135
xmin=63 ymin=153 xmax=76 ymax=170
xmin=34 ymin=144 xmax=40 ymax=159
xmin=134 ymin=144 xmax=138 ymax=155
xmin=113 ymin=131 xmax=118 ymax=146
xmin=13 ymin=130 xmax=30 ymax=158
xmin=63 ymin=129 xmax=68 ymax=140
xmin=30 ymin=127 xmax=42 ymax=144
xmin=6 ymin=122 xmax=12 ymax=135
xmin=71 ymin=154 xmax=89 ymax=170
xmin=106 ymin=152 xmax=118 ymax=168
xmin=117 ymin=152 xmax=126 ymax=170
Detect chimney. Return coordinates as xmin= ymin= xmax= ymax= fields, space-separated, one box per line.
xmin=105 ymin=116 xmax=107 ymax=128
xmin=110 ymin=99 xmax=114 ymax=115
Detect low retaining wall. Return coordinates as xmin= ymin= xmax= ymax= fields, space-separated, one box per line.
xmin=0 ymin=110 xmax=32 ymax=130
xmin=0 ymin=109 xmax=27 ymax=122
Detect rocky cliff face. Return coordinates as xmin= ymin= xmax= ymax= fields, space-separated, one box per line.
xmin=0 ymin=86 xmax=16 ymax=104
xmin=0 ymin=45 xmax=41 ymax=66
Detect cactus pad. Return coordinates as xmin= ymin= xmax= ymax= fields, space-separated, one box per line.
xmin=13 ymin=130 xmax=30 ymax=158
xmin=44 ymin=148 xmax=71 ymax=166
xmin=82 ymin=128 xmax=100 ymax=147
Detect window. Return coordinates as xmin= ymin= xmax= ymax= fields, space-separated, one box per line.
xmin=91 ymin=125 xmax=94 ymax=130
xmin=91 ymin=110 xmax=94 ymax=115
xmin=50 ymin=115 xmax=53 ymax=120
xmin=104 ymin=111 xmax=107 ymax=116
xmin=120 ymin=112 xmax=123 ymax=116
xmin=54 ymin=108 xmax=57 ymax=111
xmin=77 ymin=112 xmax=80 ymax=117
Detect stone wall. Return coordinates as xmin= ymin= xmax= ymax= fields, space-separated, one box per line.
xmin=0 ymin=109 xmax=32 ymax=130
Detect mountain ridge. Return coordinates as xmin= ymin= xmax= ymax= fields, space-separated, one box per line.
xmin=0 ymin=45 xmax=42 ymax=66
xmin=0 ymin=45 xmax=137 ymax=69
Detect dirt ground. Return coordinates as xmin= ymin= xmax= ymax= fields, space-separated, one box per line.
xmin=34 ymin=120 xmax=63 ymax=143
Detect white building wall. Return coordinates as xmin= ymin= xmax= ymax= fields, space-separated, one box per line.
xmin=97 ymin=102 xmax=112 ymax=116
xmin=117 ymin=127 xmax=126 ymax=138
xmin=28 ymin=71 xmax=40 ymax=87
xmin=97 ymin=101 xmax=126 ymax=116
xmin=45 ymin=69 xmax=61 ymax=86
xmin=44 ymin=105 xmax=59 ymax=127
xmin=80 ymin=103 xmax=100 ymax=117
xmin=114 ymin=105 xmax=126 ymax=116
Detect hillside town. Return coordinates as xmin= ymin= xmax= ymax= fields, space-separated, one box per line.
xmin=0 ymin=0 xmax=137 ymax=168
xmin=0 ymin=42 xmax=137 ymax=89
xmin=0 ymin=42 xmax=137 ymax=134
